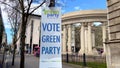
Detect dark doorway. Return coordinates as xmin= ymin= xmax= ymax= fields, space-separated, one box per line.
xmin=33 ymin=44 xmax=38 ymax=53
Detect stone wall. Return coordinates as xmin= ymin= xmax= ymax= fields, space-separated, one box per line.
xmin=107 ymin=0 xmax=120 ymax=40
xmin=106 ymin=0 xmax=120 ymax=68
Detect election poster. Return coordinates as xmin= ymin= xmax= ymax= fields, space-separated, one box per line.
xmin=39 ymin=7 xmax=62 ymax=68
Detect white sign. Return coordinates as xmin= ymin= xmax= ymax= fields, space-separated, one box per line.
xmin=39 ymin=7 xmax=62 ymax=68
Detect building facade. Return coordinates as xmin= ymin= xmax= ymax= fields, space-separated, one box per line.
xmin=0 ymin=7 xmax=4 ymax=45
xmin=0 ymin=8 xmax=7 ymax=45
xmin=16 ymin=14 xmax=41 ymax=54
xmin=25 ymin=15 xmax=41 ymax=54
xmin=106 ymin=0 xmax=120 ymax=68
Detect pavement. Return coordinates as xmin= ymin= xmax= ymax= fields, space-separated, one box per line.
xmin=5 ymin=54 xmax=85 ymax=68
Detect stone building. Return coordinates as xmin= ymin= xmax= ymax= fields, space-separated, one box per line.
xmin=62 ymin=10 xmax=107 ymax=55
xmin=16 ymin=14 xmax=41 ymax=54
xmin=0 ymin=7 xmax=6 ymax=45
xmin=106 ymin=0 xmax=120 ymax=68
xmin=0 ymin=8 xmax=4 ymax=45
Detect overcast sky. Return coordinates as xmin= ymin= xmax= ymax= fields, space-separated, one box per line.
xmin=1 ymin=0 xmax=107 ymax=44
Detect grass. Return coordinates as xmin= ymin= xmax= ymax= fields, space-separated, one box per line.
xmin=69 ymin=62 xmax=107 ymax=68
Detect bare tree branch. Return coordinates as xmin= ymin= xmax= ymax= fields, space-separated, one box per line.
xmin=18 ymin=0 xmax=22 ymax=10
xmin=8 ymin=17 xmax=14 ymax=30
xmin=26 ymin=0 xmax=33 ymax=14
xmin=27 ymin=0 xmax=29 ymax=5
xmin=21 ymin=0 xmax=25 ymax=13
xmin=29 ymin=0 xmax=46 ymax=14
xmin=18 ymin=0 xmax=25 ymax=12
xmin=0 ymin=1 xmax=22 ymax=14
xmin=14 ymin=34 xmax=20 ymax=43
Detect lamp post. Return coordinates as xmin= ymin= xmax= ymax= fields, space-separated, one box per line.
xmin=66 ymin=26 xmax=69 ymax=63
xmin=83 ymin=26 xmax=87 ymax=66
xmin=83 ymin=53 xmax=86 ymax=66
xmin=49 ymin=0 xmax=55 ymax=7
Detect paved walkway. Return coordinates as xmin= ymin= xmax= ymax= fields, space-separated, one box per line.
xmin=6 ymin=54 xmax=83 ymax=68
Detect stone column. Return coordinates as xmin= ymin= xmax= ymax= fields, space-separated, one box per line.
xmin=85 ymin=26 xmax=88 ymax=53
xmin=62 ymin=25 xmax=67 ymax=54
xmin=67 ymin=24 xmax=72 ymax=54
xmin=79 ymin=23 xmax=85 ymax=55
xmin=92 ymin=31 xmax=95 ymax=48
xmin=72 ymin=25 xmax=75 ymax=53
xmin=102 ymin=22 xmax=107 ymax=55
xmin=87 ymin=23 xmax=93 ymax=55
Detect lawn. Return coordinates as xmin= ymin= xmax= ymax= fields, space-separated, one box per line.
xmin=70 ymin=62 xmax=107 ymax=68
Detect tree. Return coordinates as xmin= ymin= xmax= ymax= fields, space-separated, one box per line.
xmin=4 ymin=1 xmax=20 ymax=65
xmin=0 ymin=0 xmax=46 ymax=68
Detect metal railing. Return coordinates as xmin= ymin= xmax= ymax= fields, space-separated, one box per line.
xmin=62 ymin=54 xmax=106 ymax=63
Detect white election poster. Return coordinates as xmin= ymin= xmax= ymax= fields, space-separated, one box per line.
xmin=39 ymin=7 xmax=62 ymax=68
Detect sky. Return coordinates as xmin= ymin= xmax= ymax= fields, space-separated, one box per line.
xmin=1 ymin=0 xmax=107 ymax=44
xmin=59 ymin=0 xmax=107 ymax=13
